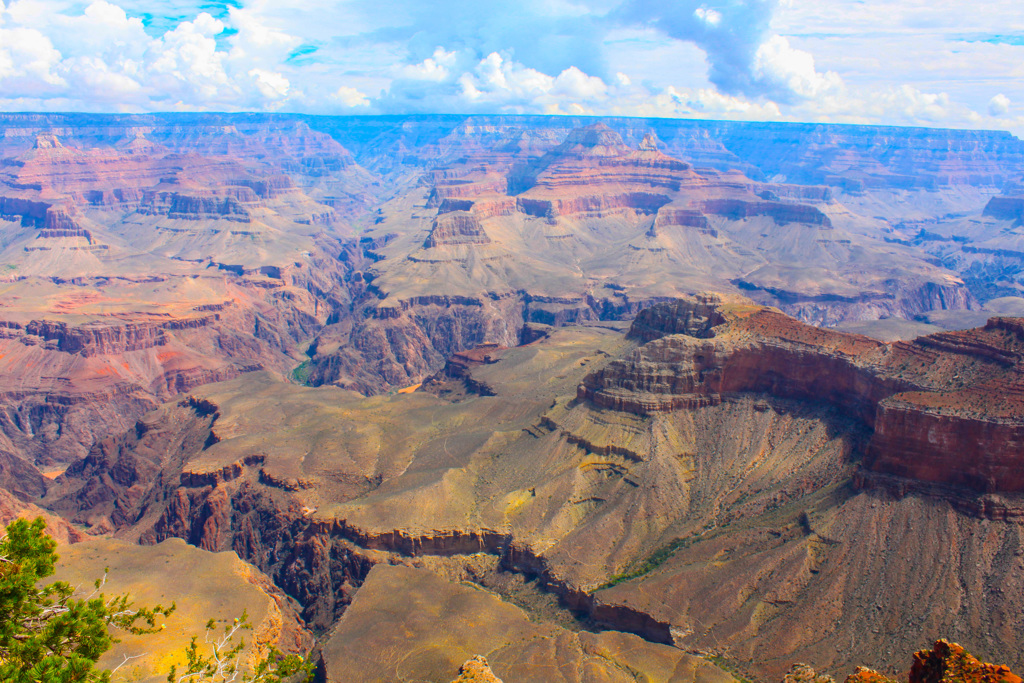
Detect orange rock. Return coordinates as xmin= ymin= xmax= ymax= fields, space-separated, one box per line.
xmin=451 ymin=655 xmax=504 ymax=683
xmin=845 ymin=667 xmax=898 ymax=683
xmin=909 ymin=640 xmax=1021 ymax=683
xmin=783 ymin=662 xmax=836 ymax=683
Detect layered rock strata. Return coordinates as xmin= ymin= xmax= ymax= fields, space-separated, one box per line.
xmin=581 ymin=297 xmax=1024 ymax=495
xmin=45 ymin=315 xmax=1024 ymax=680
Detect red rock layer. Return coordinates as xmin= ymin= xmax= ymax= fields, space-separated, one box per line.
xmin=424 ymin=212 xmax=492 ymax=248
xmin=650 ymin=207 xmax=716 ymax=236
xmin=910 ymin=640 xmax=1021 ymax=683
xmin=579 ymin=297 xmax=1024 ymax=494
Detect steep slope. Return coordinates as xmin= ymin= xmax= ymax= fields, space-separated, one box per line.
xmin=322 ymin=563 xmax=735 ymax=683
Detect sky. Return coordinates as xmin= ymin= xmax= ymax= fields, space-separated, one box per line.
xmin=1 ymin=0 xmax=1023 ymax=135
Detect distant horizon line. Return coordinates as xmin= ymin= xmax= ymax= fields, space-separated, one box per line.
xmin=0 ymin=110 xmax=1020 ymax=138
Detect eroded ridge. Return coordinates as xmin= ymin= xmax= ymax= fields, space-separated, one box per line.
xmin=581 ymin=296 xmax=1024 ymax=496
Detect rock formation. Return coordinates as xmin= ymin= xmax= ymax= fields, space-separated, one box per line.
xmin=43 ymin=303 xmax=1024 ymax=680
xmin=303 ymin=120 xmax=980 ymax=391
xmin=581 ymin=297 xmax=1024 ymax=495
xmin=0 ymin=113 xmax=1004 ymax=420
xmin=451 ymin=656 xmax=504 ymax=683
xmin=784 ymin=640 xmax=1021 ymax=683
xmin=2 ymin=113 xmax=1023 ymax=682
xmin=909 ymin=641 xmax=1021 ymax=683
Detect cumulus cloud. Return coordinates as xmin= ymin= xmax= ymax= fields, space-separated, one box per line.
xmin=400 ymin=48 xmax=457 ymax=82
xmin=752 ymin=36 xmax=843 ymax=102
xmin=249 ymin=69 xmax=289 ymax=100
xmin=0 ymin=27 xmax=66 ymax=93
xmin=990 ymin=93 xmax=1012 ymax=116
xmin=0 ymin=0 xmax=1019 ymax=136
xmin=333 ymin=86 xmax=370 ymax=108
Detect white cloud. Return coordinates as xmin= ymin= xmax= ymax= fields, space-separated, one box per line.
xmin=227 ymin=5 xmax=300 ymax=66
xmin=753 ymin=35 xmax=844 ymax=102
xmin=553 ymin=66 xmax=607 ymax=99
xmin=990 ymin=93 xmax=1012 ymax=116
xmin=146 ymin=13 xmax=233 ymax=103
xmin=249 ymin=68 xmax=289 ymax=100
xmin=460 ymin=53 xmax=555 ymax=102
xmin=694 ymin=7 xmax=722 ymax=27
xmin=0 ymin=0 xmax=1019 ymax=136
xmin=630 ymin=85 xmax=781 ymax=120
xmin=333 ymin=86 xmax=370 ymax=108
xmin=400 ymin=47 xmax=457 ymax=81
xmin=0 ymin=27 xmax=66 ymax=91
xmin=875 ymin=86 xmax=958 ymax=123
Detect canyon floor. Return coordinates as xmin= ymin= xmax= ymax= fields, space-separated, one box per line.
xmin=1 ymin=113 xmax=1023 ymax=682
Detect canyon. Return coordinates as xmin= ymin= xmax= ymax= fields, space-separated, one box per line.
xmin=36 ymin=296 xmax=1024 ymax=681
xmin=1 ymin=113 xmax=1023 ymax=682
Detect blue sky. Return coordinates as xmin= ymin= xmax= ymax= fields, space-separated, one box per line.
xmin=1 ymin=0 xmax=1022 ymax=135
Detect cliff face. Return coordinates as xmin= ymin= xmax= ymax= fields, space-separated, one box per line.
xmin=424 ymin=212 xmax=492 ymax=248
xmin=581 ymin=297 xmax=1024 ymax=495
xmin=306 ymin=115 xmax=1024 ymax=194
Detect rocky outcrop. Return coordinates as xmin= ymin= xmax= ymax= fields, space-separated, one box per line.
xmin=0 ymin=195 xmax=51 ymax=226
xmin=910 ymin=640 xmax=1021 ymax=683
xmin=424 ymin=212 xmax=492 ymax=248
xmin=700 ymin=198 xmax=832 ymax=227
xmin=422 ymin=342 xmax=505 ymax=396
xmin=427 ymin=174 xmax=508 ymax=206
xmin=783 ymin=663 xmax=838 ymax=683
xmin=232 ymin=175 xmax=294 ymax=199
xmin=982 ymin=196 xmax=1024 ymax=224
xmin=24 ymin=320 xmax=162 ymax=356
xmin=451 ymin=656 xmax=503 ymax=683
xmin=783 ymin=642 xmax=1022 ymax=683
xmin=15 ymin=316 xmax=224 ymax=356
xmin=509 ymin=123 xmax=696 ymax=200
xmin=519 ymin=191 xmax=673 ymax=220
xmin=43 ymin=395 xmax=221 ymax=533
xmin=580 ymin=298 xmax=1024 ymax=495
xmin=0 ymin=486 xmax=86 ymax=544
xmin=139 ymin=188 xmax=257 ymax=222
xmin=309 ymin=294 xmax=525 ymax=393
xmin=626 ymin=294 xmax=729 ymax=342
xmin=867 ymin=397 xmax=1024 ymax=495
xmin=650 ymin=207 xmax=716 ymax=236
xmin=846 ymin=669 xmax=897 ymax=683
xmin=824 ymin=641 xmax=1023 ymax=683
